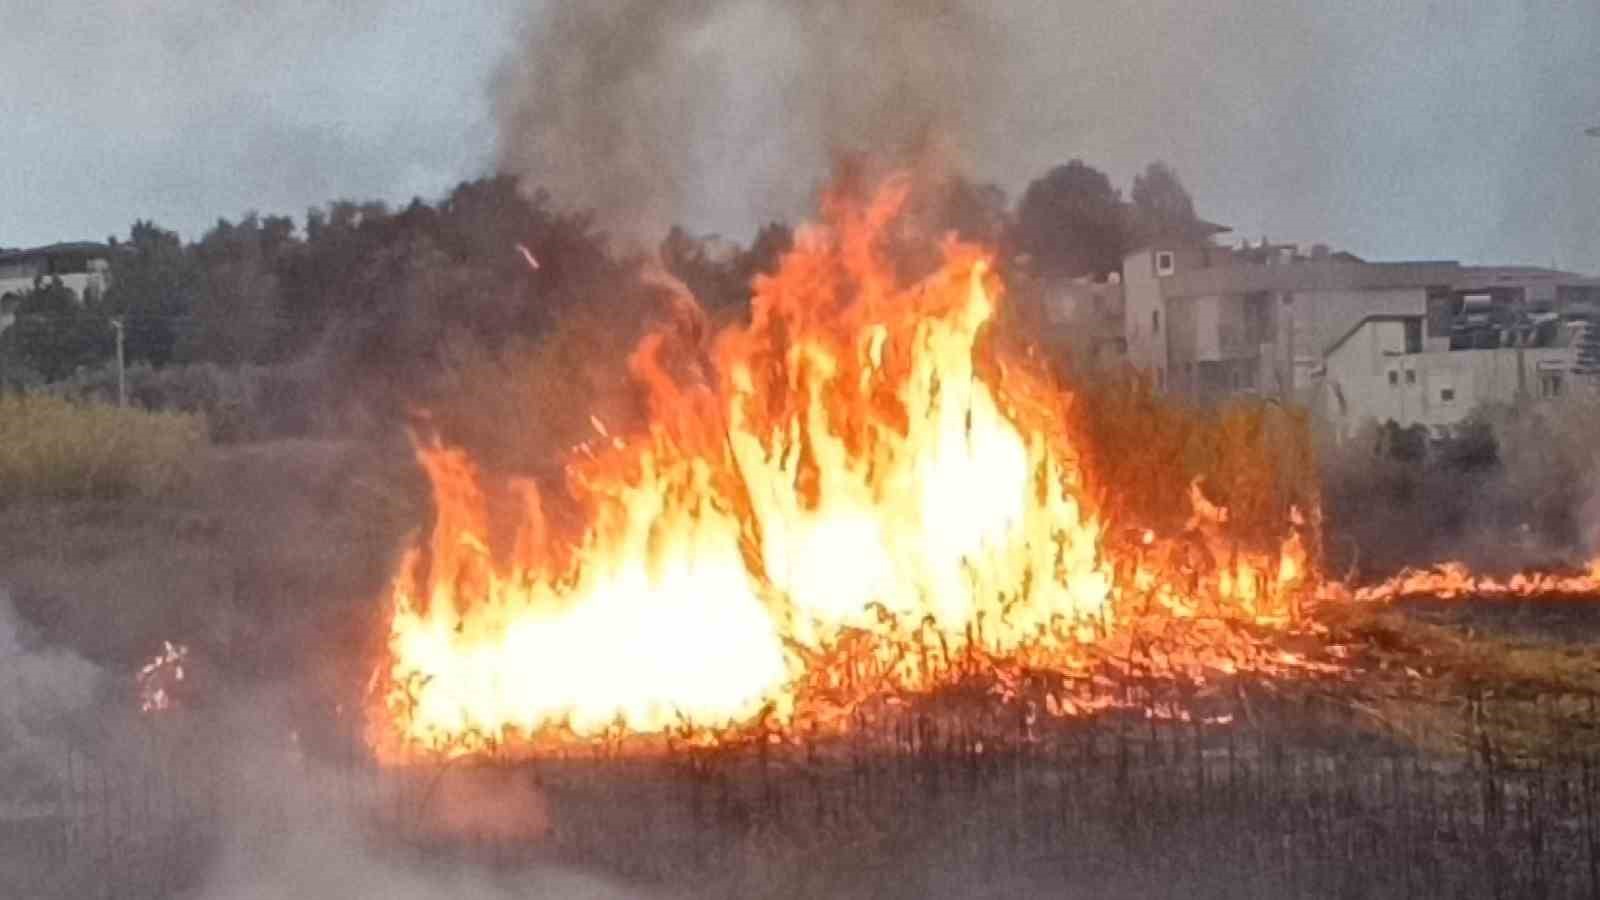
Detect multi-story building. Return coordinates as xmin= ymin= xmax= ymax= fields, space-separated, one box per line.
xmin=1028 ymin=273 xmax=1127 ymax=373
xmin=1117 ymin=232 xmax=1594 ymax=439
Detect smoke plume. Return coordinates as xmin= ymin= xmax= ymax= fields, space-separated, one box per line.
xmin=493 ymin=0 xmax=1006 ymax=245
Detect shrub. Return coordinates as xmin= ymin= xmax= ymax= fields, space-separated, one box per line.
xmin=48 ymin=360 xmax=322 ymax=443
xmin=1319 ymin=391 xmax=1600 ymax=576
xmin=0 ymin=394 xmax=206 ymax=501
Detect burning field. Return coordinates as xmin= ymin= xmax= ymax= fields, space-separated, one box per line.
xmin=366 ymin=177 xmax=1335 ymax=764
xmin=19 ymin=173 xmax=1600 ymax=900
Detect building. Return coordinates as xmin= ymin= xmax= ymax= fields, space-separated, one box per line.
xmin=0 ymin=242 xmax=114 ymax=333
xmin=1029 ymin=273 xmax=1127 ymax=372
xmin=1320 ymin=314 xmax=1577 ymax=439
xmin=1118 ymin=232 xmax=1595 ymax=438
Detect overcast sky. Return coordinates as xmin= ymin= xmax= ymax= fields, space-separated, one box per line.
xmin=3 ymin=1 xmax=1597 ymax=269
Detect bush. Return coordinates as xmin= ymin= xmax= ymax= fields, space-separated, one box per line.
xmin=1320 ymin=391 xmax=1600 ymax=576
xmin=48 ymin=360 xmax=323 ymax=443
xmin=0 ymin=394 xmax=206 ymax=501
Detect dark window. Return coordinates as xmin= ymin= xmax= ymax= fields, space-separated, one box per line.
xmin=1245 ymin=293 xmax=1272 ymax=344
xmin=1155 ymin=252 xmax=1175 ymax=275
xmin=1404 ymin=319 xmax=1422 ymax=354
xmin=1541 ymin=373 xmax=1564 ymax=398
xmin=1152 ymin=309 xmax=1161 ymax=335
xmin=1440 ymin=387 xmax=1456 ymax=404
xmin=1426 ymin=289 xmax=1456 ymax=338
xmin=1405 ymin=370 xmax=1416 ymax=385
xmin=1388 ymin=371 xmax=1398 ymax=386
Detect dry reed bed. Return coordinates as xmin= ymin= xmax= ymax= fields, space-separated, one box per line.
xmin=19 ymin=693 xmax=1600 ymax=900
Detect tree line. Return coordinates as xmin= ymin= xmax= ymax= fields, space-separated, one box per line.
xmin=1 ymin=160 xmax=1207 ymax=394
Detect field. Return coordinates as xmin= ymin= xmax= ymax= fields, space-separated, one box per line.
xmin=5 ymin=431 xmax=1600 ymax=898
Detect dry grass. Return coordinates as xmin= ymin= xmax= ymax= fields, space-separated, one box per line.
xmin=1318 ymin=598 xmax=1600 ymax=762
xmin=0 ymin=394 xmax=206 ymax=502
xmin=0 ymin=437 xmax=422 ymax=669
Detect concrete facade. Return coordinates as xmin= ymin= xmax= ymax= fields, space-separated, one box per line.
xmin=1032 ymin=274 xmax=1127 ymax=372
xmin=1321 ymin=315 xmax=1575 ymax=439
xmin=1117 ymin=237 xmax=1592 ymax=435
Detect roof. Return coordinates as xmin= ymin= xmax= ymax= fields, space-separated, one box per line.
xmin=0 ymin=242 xmax=112 ymax=264
xmin=1161 ymin=259 xmax=1463 ymax=299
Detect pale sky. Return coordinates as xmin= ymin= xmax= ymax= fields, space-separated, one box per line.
xmin=3 ymin=1 xmax=1598 ymax=269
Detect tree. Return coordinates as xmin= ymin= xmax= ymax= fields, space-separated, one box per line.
xmin=661 ymin=222 xmax=795 ymax=314
xmin=182 ymin=214 xmax=290 ymax=365
xmin=102 ymin=220 xmax=203 ymax=367
xmin=920 ymin=176 xmax=1009 ymax=246
xmin=1130 ymin=162 xmax=1203 ymax=244
xmin=1011 ymin=161 xmax=1129 ymax=278
xmin=10 ymin=276 xmax=113 ymax=381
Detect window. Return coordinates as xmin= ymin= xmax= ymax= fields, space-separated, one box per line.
xmin=1541 ymin=373 xmax=1564 ymax=398
xmin=1440 ymin=387 xmax=1456 ymax=404
xmin=1388 ymin=371 xmax=1398 ymax=386
xmin=1152 ymin=309 xmax=1161 ymax=335
xmin=1404 ymin=319 xmax=1422 ymax=354
xmin=1405 ymin=370 xmax=1416 ymax=385
xmin=1155 ymin=252 xmax=1175 ymax=276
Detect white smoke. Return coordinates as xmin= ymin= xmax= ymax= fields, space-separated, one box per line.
xmin=0 ymin=590 xmax=101 ymax=811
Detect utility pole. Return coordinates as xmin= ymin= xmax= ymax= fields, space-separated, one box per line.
xmin=110 ymin=317 xmax=125 ymax=407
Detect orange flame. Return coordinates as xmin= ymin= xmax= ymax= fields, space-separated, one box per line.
xmin=370 ymin=180 xmax=1316 ymax=762
xmin=1353 ymin=557 xmax=1600 ymax=603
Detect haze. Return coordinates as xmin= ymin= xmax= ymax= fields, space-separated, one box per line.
xmin=3 ymin=0 xmax=1596 ymax=267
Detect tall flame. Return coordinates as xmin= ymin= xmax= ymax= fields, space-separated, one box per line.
xmin=371 ymin=181 xmax=1312 ymax=761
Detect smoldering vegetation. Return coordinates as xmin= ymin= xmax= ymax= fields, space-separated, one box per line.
xmin=1321 ymin=396 xmax=1600 ymax=579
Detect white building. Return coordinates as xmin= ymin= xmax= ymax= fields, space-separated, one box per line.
xmin=1320 ymin=314 xmax=1576 ymax=440
xmin=1119 ymin=234 xmax=1594 ymax=438
xmin=0 ymin=242 xmax=113 ymax=333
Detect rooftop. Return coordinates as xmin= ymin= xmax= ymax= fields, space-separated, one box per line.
xmin=1162 ymin=259 xmax=1464 ymax=299
xmin=0 ymin=242 xmax=113 ymax=264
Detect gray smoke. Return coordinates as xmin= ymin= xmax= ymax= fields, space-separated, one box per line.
xmin=493 ymin=0 xmax=1007 ymax=245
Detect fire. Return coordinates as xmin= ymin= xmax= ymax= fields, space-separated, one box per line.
xmin=370 ymin=179 xmax=1316 ymax=762
xmin=138 ymin=640 xmax=189 ymax=714
xmin=1354 ymin=557 xmax=1600 ymax=603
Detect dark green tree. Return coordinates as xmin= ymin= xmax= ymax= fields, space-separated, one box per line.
xmin=1130 ymin=162 xmax=1203 ymax=244
xmin=102 ymin=220 xmax=203 ymax=367
xmin=1011 ymin=160 xmax=1130 ymax=278
xmin=10 ymin=276 xmax=113 ymax=381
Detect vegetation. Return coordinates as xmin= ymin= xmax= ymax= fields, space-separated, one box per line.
xmin=0 ymin=394 xmax=204 ymax=502
xmin=1073 ymin=371 xmax=1319 ymax=549
xmin=1321 ymin=394 xmax=1600 ymax=577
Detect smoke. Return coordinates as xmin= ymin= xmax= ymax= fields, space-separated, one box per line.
xmin=0 ymin=591 xmax=100 ymax=803
xmin=493 ymin=0 xmax=1007 ymax=246
xmin=0 ymin=591 xmax=104 ymax=888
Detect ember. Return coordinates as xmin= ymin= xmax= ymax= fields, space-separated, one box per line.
xmin=137 ymin=640 xmax=189 ymax=714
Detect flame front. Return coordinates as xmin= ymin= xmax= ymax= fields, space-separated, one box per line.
xmin=372 ymin=183 xmax=1310 ymax=761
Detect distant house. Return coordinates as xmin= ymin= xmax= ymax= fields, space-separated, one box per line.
xmin=1115 ymin=229 xmax=1597 ymax=438
xmin=0 ymin=242 xmax=114 ymax=333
